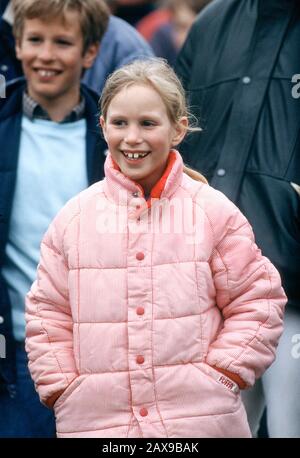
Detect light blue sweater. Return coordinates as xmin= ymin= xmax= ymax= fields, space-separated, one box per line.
xmin=1 ymin=116 xmax=88 ymax=341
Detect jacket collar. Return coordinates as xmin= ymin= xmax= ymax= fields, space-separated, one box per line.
xmin=103 ymin=150 xmax=183 ymax=206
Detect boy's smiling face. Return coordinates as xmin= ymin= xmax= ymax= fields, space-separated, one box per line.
xmin=16 ymin=10 xmax=98 ymax=111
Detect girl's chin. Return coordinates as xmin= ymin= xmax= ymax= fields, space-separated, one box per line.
xmin=124 ymin=170 xmax=145 ymax=181
xmin=121 ymin=156 xmax=149 ymax=166
xmin=121 ymin=161 xmax=148 ymax=177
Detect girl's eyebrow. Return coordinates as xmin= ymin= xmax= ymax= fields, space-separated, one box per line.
xmin=24 ymin=31 xmax=41 ymax=36
xmin=108 ymin=114 xmax=127 ymax=119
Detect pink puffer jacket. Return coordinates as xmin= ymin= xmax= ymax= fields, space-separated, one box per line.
xmin=26 ymin=151 xmax=286 ymax=438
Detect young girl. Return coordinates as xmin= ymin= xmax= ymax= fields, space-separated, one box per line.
xmin=25 ymin=59 xmax=286 ymax=438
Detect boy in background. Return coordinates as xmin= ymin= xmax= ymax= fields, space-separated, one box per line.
xmin=0 ymin=0 xmax=109 ymax=437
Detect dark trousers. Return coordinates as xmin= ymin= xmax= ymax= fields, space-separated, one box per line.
xmin=0 ymin=343 xmax=56 ymax=438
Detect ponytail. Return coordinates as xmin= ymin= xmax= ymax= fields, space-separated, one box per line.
xmin=183 ymin=165 xmax=208 ymax=184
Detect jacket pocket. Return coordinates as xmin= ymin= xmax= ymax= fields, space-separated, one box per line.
xmin=191 ymin=361 xmax=240 ymax=396
xmin=54 ymin=375 xmax=87 ymax=410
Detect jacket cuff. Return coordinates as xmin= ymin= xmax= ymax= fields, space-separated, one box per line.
xmin=44 ymin=389 xmax=65 ymax=409
xmin=212 ymin=366 xmax=247 ymax=389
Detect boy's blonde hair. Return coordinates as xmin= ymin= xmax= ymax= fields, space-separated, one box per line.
xmin=100 ymin=58 xmax=207 ymax=184
xmin=12 ymin=0 xmax=110 ymax=53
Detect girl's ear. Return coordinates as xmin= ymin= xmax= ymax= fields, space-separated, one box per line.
xmin=171 ymin=117 xmax=188 ymax=147
xmin=100 ymin=116 xmax=107 ymax=141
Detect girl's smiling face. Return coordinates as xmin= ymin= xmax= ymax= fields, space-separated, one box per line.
xmin=100 ymin=84 xmax=187 ymax=195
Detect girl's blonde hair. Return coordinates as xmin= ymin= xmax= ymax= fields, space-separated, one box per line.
xmin=100 ymin=58 xmax=207 ymax=184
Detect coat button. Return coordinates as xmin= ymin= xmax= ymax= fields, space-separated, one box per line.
xmin=242 ymin=76 xmax=251 ymax=84
xmin=0 ymin=316 xmax=4 ymax=324
xmin=136 ymin=307 xmax=145 ymax=316
xmin=140 ymin=407 xmax=148 ymax=417
xmin=136 ymin=355 xmax=145 ymax=364
xmin=136 ymin=252 xmax=144 ymax=261
xmin=217 ymin=168 xmax=226 ymax=177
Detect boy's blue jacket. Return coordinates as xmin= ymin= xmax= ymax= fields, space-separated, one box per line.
xmin=0 ymin=78 xmax=107 ymax=391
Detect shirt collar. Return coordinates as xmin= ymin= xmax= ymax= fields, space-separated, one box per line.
xmin=22 ymin=91 xmax=86 ymax=123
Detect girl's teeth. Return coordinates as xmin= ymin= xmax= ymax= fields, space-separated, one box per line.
xmin=126 ymin=152 xmax=148 ymax=159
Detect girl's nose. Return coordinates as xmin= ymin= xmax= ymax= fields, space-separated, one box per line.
xmin=124 ymin=125 xmax=142 ymax=144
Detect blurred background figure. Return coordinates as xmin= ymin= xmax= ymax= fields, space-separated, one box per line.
xmin=103 ymin=0 xmax=206 ymax=69
xmin=149 ymin=0 xmax=211 ymax=67
xmin=105 ymin=0 xmax=157 ymax=26
xmin=0 ymin=0 xmax=153 ymax=94
xmin=82 ymin=13 xmax=153 ymax=94
xmin=136 ymin=2 xmax=171 ymax=42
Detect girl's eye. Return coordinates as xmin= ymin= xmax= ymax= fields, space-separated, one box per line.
xmin=142 ymin=120 xmax=155 ymax=127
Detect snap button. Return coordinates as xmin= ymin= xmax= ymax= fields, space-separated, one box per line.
xmin=0 ymin=316 xmax=4 ymax=324
xmin=136 ymin=355 xmax=145 ymax=364
xmin=136 ymin=252 xmax=144 ymax=261
xmin=0 ymin=65 xmax=8 ymax=72
xmin=132 ymin=192 xmax=139 ymax=197
xmin=242 ymin=76 xmax=251 ymax=84
xmin=140 ymin=407 xmax=148 ymax=417
xmin=217 ymin=168 xmax=226 ymax=177
xmin=136 ymin=307 xmax=145 ymax=316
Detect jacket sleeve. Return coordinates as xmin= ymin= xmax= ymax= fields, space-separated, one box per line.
xmin=205 ymin=193 xmax=287 ymax=388
xmin=25 ymin=199 xmax=79 ymax=407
